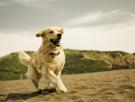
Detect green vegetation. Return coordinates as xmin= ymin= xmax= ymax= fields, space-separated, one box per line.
xmin=64 ymin=49 xmax=108 ymax=74
xmin=0 ymin=49 xmax=135 ymax=80
xmin=0 ymin=51 xmax=32 ymax=80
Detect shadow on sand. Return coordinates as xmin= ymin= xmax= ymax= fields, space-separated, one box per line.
xmin=3 ymin=90 xmax=56 ymax=101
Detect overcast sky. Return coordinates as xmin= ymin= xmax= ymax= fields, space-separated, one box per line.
xmin=0 ymin=0 xmax=135 ymax=56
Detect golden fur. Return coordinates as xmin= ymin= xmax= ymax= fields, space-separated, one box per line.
xmin=19 ymin=27 xmax=67 ymax=93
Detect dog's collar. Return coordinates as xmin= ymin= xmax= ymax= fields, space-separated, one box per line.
xmin=49 ymin=52 xmax=60 ymax=56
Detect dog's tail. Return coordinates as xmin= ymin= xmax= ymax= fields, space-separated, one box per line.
xmin=18 ymin=51 xmax=31 ymax=66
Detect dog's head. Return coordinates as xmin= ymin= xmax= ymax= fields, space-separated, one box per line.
xmin=36 ymin=27 xmax=64 ymax=46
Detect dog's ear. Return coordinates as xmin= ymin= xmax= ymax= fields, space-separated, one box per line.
xmin=36 ymin=31 xmax=44 ymax=37
xmin=61 ymin=28 xmax=64 ymax=34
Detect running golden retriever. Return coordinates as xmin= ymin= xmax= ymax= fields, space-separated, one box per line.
xmin=18 ymin=27 xmax=68 ymax=93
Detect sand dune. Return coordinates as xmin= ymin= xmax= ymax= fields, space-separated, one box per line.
xmin=0 ymin=69 xmax=135 ymax=102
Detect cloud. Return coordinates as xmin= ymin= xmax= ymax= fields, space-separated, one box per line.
xmin=0 ymin=2 xmax=135 ymax=56
xmin=0 ymin=19 xmax=135 ymax=56
xmin=64 ymin=11 xmax=102 ymax=26
xmin=0 ymin=0 xmax=56 ymax=8
xmin=12 ymin=0 xmax=45 ymax=8
xmin=0 ymin=1 xmax=11 ymax=6
xmin=64 ymin=10 xmax=135 ymax=27
xmin=63 ymin=22 xmax=135 ymax=53
xmin=0 ymin=31 xmax=41 ymax=56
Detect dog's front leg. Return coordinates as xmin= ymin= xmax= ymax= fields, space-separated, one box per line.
xmin=48 ymin=71 xmax=68 ymax=93
xmin=57 ymin=70 xmax=61 ymax=78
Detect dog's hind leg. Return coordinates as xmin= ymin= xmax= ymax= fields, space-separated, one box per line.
xmin=32 ymin=78 xmax=41 ymax=94
xmin=42 ymin=72 xmax=56 ymax=92
xmin=26 ymin=65 xmax=41 ymax=93
xmin=42 ymin=78 xmax=56 ymax=92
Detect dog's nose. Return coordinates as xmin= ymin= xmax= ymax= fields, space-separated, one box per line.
xmin=57 ymin=34 xmax=62 ymax=38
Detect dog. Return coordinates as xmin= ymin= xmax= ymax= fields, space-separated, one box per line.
xmin=18 ymin=26 xmax=68 ymax=93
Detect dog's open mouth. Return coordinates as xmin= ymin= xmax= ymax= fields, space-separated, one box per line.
xmin=50 ymin=38 xmax=61 ymax=46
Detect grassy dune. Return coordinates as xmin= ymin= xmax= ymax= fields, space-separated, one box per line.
xmin=0 ymin=69 xmax=135 ymax=102
xmin=0 ymin=49 xmax=135 ymax=80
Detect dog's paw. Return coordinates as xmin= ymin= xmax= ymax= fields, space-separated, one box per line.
xmin=43 ymin=88 xmax=56 ymax=92
xmin=62 ymin=88 xmax=68 ymax=93
xmin=57 ymin=87 xmax=68 ymax=93
xmin=33 ymin=89 xmax=42 ymax=94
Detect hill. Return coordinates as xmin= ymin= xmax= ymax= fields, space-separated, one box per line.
xmin=0 ymin=69 xmax=135 ymax=102
xmin=0 ymin=49 xmax=135 ymax=80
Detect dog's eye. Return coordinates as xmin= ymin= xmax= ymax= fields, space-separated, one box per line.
xmin=49 ymin=31 xmax=54 ymax=33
